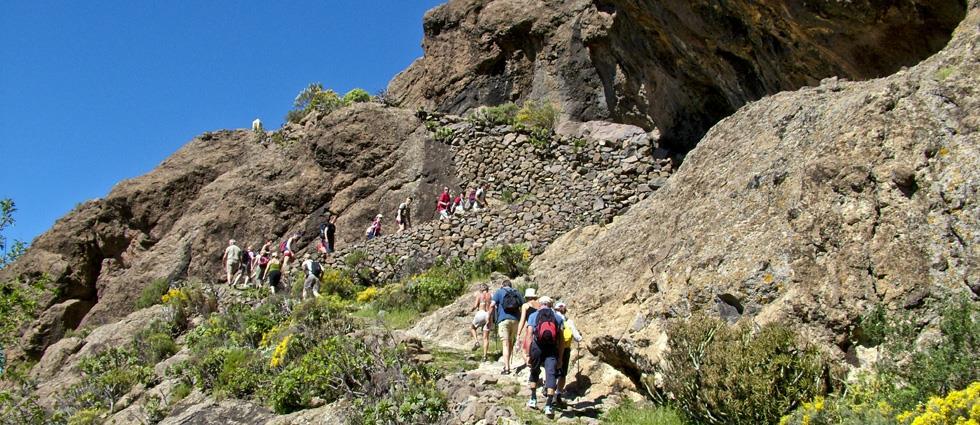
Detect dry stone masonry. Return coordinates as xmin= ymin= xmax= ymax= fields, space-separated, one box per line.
xmin=324 ymin=111 xmax=675 ymax=280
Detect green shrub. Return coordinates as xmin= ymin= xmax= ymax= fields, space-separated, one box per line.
xmin=375 ymin=282 xmax=412 ymax=311
xmin=0 ymin=363 xmax=62 ymax=425
xmin=193 ymin=347 xmax=267 ymax=398
xmin=161 ymin=281 xmax=218 ymax=333
xmin=515 ymin=100 xmax=559 ymax=132
xmin=67 ymin=408 xmax=106 ymax=425
xmin=353 ymin=383 xmax=447 ymax=424
xmin=135 ymin=278 xmax=169 ymax=309
xmin=603 ymin=400 xmax=690 ymax=425
xmin=474 ymin=244 xmax=531 ymax=278
xmin=0 ymin=275 xmax=51 ymax=346
xmin=500 ymin=188 xmax=515 ymax=203
xmin=468 ymin=103 xmax=518 ymax=127
xmin=433 ymin=126 xmax=454 ymax=143
xmin=171 ymin=382 xmax=192 ymax=403
xmin=656 ymin=316 xmax=829 ymax=425
xmin=286 ymin=83 xmax=344 ymax=123
xmin=407 ymin=271 xmax=464 ymax=312
xmin=342 ymin=88 xmax=371 ymax=105
xmin=320 ymin=267 xmax=357 ymax=298
xmin=290 ymin=295 xmax=355 ymax=341
xmin=184 ymin=299 xmax=287 ymax=353
xmin=780 ymin=395 xmax=895 ymax=425
xmin=265 ymin=336 xmax=374 ymax=413
xmin=133 ymin=321 xmax=178 ymax=364
xmin=856 ymin=297 xmax=979 ymax=410
xmin=69 ymin=347 xmax=154 ymax=411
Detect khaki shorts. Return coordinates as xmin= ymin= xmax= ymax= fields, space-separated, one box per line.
xmin=498 ymin=319 xmax=518 ymax=342
xmin=226 ymin=261 xmax=240 ymax=276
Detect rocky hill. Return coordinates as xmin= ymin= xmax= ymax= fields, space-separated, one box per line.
xmin=1 ymin=105 xmax=460 ymax=359
xmin=1 ymin=0 xmax=976 ymax=424
xmin=389 ymin=0 xmax=965 ymax=150
xmin=529 ymin=0 xmax=979 ymax=394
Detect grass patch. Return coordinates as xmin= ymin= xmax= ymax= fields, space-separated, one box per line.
xmin=135 ymin=278 xmax=170 ymax=309
xmin=430 ymin=347 xmax=480 ymax=374
xmin=351 ymin=304 xmax=421 ymax=330
xmin=603 ymin=400 xmax=689 ymax=424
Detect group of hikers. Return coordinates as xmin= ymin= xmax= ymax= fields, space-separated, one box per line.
xmin=220 ymin=215 xmax=338 ymax=298
xmin=218 ymin=195 xmax=585 ymax=418
xmin=363 ymin=184 xmax=489 ymax=240
xmin=437 ymin=185 xmax=487 ymax=220
xmin=471 ymin=280 xmax=583 ymax=418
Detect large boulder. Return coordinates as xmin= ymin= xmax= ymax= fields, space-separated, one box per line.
xmin=531 ymin=1 xmax=980 ymax=390
xmin=389 ymin=0 xmax=965 ymax=150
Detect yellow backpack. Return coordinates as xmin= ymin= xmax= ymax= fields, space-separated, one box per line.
xmin=562 ymin=321 xmax=574 ymax=344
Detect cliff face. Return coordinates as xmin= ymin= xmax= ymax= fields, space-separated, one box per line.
xmin=1 ymin=104 xmax=458 ymax=358
xmin=531 ymin=1 xmax=979 ymax=389
xmin=388 ymin=0 xmax=966 ymax=150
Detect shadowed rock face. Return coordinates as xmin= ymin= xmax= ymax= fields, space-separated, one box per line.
xmin=0 ymin=104 xmax=459 ymax=358
xmin=388 ymin=0 xmax=966 ymax=150
xmin=531 ymin=2 xmax=979 ymax=391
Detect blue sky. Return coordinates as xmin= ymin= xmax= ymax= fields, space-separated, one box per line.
xmin=0 ymin=0 xmax=444 ymax=246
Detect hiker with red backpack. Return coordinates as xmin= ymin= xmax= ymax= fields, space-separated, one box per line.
xmin=525 ymin=296 xmax=565 ymax=418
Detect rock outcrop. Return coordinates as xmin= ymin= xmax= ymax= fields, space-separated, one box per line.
xmin=389 ymin=0 xmax=966 ymax=150
xmin=530 ymin=1 xmax=979 ymax=392
xmin=1 ymin=104 xmax=460 ymax=358
xmin=323 ymin=112 xmax=674 ymax=279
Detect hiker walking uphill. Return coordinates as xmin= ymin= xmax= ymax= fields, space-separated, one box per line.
xmin=397 ymin=197 xmax=412 ymax=232
xmin=437 ymin=187 xmax=451 ymax=220
xmin=235 ymin=245 xmax=254 ymax=288
xmin=221 ymin=239 xmax=242 ymax=285
xmin=470 ymin=283 xmax=493 ymax=361
xmin=554 ymin=302 xmax=583 ymax=407
xmin=525 ymin=296 xmax=565 ymax=418
xmin=323 ymin=215 xmax=337 ymax=253
xmin=301 ymin=253 xmax=322 ymax=300
xmin=265 ymin=252 xmax=283 ymax=294
xmin=490 ymin=278 xmax=525 ymax=375
xmin=253 ymin=248 xmax=270 ymax=284
xmin=366 ymin=214 xmax=383 ymax=240
xmin=515 ymin=287 xmax=542 ymax=367
xmin=280 ymin=233 xmax=300 ymax=273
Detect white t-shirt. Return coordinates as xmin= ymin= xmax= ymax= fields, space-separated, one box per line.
xmin=301 ymin=259 xmax=314 ymax=276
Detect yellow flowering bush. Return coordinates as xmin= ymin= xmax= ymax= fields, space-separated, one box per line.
xmin=161 ymin=288 xmax=188 ymax=304
xmin=897 ymin=382 xmax=980 ymax=425
xmin=356 ymin=286 xmax=378 ymax=303
xmin=269 ymin=334 xmax=294 ymax=369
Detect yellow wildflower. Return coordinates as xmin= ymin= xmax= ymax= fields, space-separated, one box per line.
xmin=270 ymin=334 xmax=293 ymax=368
xmin=899 ymin=382 xmax=980 ymax=425
xmin=356 ymin=286 xmax=378 ymax=303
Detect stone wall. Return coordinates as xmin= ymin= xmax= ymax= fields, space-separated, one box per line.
xmin=322 ymin=113 xmax=675 ymax=281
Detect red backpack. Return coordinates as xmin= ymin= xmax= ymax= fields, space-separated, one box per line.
xmin=534 ymin=308 xmax=559 ymax=348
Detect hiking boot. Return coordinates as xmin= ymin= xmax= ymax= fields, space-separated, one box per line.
xmin=543 ymin=404 xmax=554 ymax=417
xmin=554 ymin=395 xmax=565 ymax=408
xmin=526 ymin=398 xmax=537 ymax=409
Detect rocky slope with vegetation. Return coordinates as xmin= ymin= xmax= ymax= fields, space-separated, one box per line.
xmin=529 ymin=0 xmax=979 ymax=410
xmin=1 ymin=0 xmax=977 ymax=424
xmin=0 ymin=103 xmax=458 ymax=360
xmin=388 ymin=0 xmax=966 ymax=150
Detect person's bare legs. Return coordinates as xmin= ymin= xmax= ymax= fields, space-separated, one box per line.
xmin=482 ymin=328 xmax=491 ymax=360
